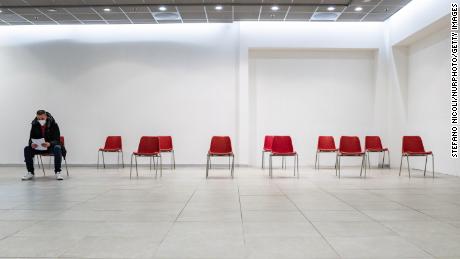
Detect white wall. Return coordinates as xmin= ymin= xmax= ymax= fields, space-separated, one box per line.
xmin=0 ymin=24 xmax=238 ymax=165
xmin=389 ymin=27 xmax=460 ymax=176
xmin=385 ymin=0 xmax=458 ymax=175
xmin=249 ymin=49 xmax=378 ymax=167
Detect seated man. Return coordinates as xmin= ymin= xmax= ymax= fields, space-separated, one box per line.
xmin=22 ymin=110 xmax=64 ymax=181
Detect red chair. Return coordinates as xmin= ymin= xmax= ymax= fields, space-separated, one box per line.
xmin=38 ymin=136 xmax=69 ymax=177
xmin=269 ymin=136 xmax=299 ymax=178
xmin=97 ymin=136 xmax=124 ymax=169
xmin=261 ymin=135 xmax=274 ymax=169
xmin=315 ymin=136 xmax=338 ymax=169
xmin=130 ymin=136 xmax=162 ymax=179
xmin=336 ymin=136 xmax=366 ymax=178
xmin=365 ymin=136 xmax=389 ymax=169
xmin=206 ymin=136 xmax=234 ymax=178
xmin=159 ymin=136 xmax=175 ymax=170
xmin=399 ymin=136 xmax=434 ymax=178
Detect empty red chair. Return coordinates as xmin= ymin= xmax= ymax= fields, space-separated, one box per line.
xmin=206 ymin=136 xmax=234 ymax=178
xmin=399 ymin=136 xmax=434 ymax=178
xmin=158 ymin=136 xmax=175 ymax=170
xmin=130 ymin=136 xmax=162 ymax=179
xmin=365 ymin=136 xmax=389 ymax=169
xmin=336 ymin=136 xmax=366 ymax=178
xmin=315 ymin=136 xmax=338 ymax=169
xmin=261 ymin=135 xmax=274 ymax=169
xmin=97 ymin=136 xmax=124 ymax=169
xmin=38 ymin=136 xmax=69 ymax=177
xmin=269 ymin=136 xmax=299 ymax=178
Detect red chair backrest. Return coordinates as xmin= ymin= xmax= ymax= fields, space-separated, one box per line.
xmin=209 ymin=136 xmax=232 ymax=153
xmin=137 ymin=136 xmax=160 ymax=154
xmin=271 ymin=136 xmax=294 ymax=154
xmin=104 ymin=136 xmax=122 ymax=150
xmin=365 ymin=136 xmax=383 ymax=150
xmin=317 ymin=136 xmax=336 ymax=150
xmin=158 ymin=136 xmax=173 ymax=150
xmin=263 ymin=136 xmax=275 ymax=151
xmin=339 ymin=136 xmax=362 ymax=153
xmin=402 ymin=136 xmax=426 ymax=153
xmin=60 ymin=136 xmax=65 ymax=146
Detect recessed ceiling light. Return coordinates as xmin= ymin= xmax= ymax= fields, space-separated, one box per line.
xmin=363 ymin=0 xmax=371 ymax=2
xmin=327 ymin=6 xmax=335 ymax=11
xmin=271 ymin=5 xmax=279 ymax=11
xmin=354 ymin=6 xmax=363 ymax=12
xmin=0 ymin=10 xmax=3 ymax=13
xmin=48 ymin=9 xmax=57 ymax=12
xmin=103 ymin=8 xmax=111 ymax=12
xmin=158 ymin=6 xmax=167 ymax=11
xmin=215 ymin=5 xmax=223 ymax=10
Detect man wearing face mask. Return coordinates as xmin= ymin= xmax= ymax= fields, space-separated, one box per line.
xmin=22 ymin=110 xmax=64 ymax=181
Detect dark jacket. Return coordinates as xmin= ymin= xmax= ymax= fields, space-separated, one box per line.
xmin=28 ymin=112 xmax=66 ymax=156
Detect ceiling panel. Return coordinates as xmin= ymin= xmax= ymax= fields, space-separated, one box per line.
xmin=0 ymin=0 xmax=413 ymax=25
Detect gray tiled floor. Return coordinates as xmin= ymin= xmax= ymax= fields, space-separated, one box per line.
xmin=0 ymin=165 xmax=459 ymax=259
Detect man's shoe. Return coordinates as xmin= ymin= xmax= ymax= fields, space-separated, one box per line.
xmin=55 ymin=172 xmax=64 ymax=181
xmin=22 ymin=172 xmax=34 ymax=181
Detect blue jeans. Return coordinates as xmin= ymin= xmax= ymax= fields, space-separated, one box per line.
xmin=24 ymin=145 xmax=62 ymax=174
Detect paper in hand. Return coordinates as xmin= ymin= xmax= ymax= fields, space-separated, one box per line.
xmin=31 ymin=138 xmax=47 ymax=151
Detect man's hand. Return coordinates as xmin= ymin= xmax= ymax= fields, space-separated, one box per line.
xmin=41 ymin=142 xmax=51 ymax=148
xmin=31 ymin=144 xmax=38 ymax=148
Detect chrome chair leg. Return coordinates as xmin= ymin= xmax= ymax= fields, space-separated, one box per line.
xmin=121 ymin=151 xmax=124 ymax=168
xmin=231 ymin=155 xmax=235 ymax=178
xmin=40 ymin=155 xmax=45 ymax=176
xmin=296 ymin=154 xmax=299 ymax=178
xmin=97 ymin=151 xmax=100 ymax=169
xmin=149 ymin=157 xmax=152 ymax=171
xmin=314 ymin=151 xmax=318 ymax=169
xmin=432 ymin=154 xmax=435 ymax=178
xmin=338 ymin=156 xmax=341 ymax=179
xmin=206 ymin=155 xmax=210 ymax=178
xmin=102 ymin=151 xmax=106 ymax=169
xmin=64 ymin=157 xmax=69 ymax=176
xmin=293 ymin=156 xmax=296 ymax=177
xmin=269 ymin=154 xmax=272 ymax=178
xmin=172 ymin=150 xmax=176 ymax=170
xmin=381 ymin=151 xmax=385 ymax=169
xmin=406 ymin=156 xmax=411 ymax=178
xmin=399 ymin=155 xmax=403 ymax=176
xmin=262 ymin=151 xmax=265 ymax=169
xmin=424 ymin=155 xmax=428 ymax=177
xmin=335 ymin=154 xmax=338 ymax=176
xmin=129 ymin=154 xmax=133 ymax=179
xmin=135 ymin=155 xmax=139 ymax=178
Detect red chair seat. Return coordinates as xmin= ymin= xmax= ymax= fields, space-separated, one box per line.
xmin=404 ymin=151 xmax=432 ymax=155
xmin=134 ymin=151 xmax=160 ymax=156
xmin=366 ymin=147 xmax=388 ymax=152
xmin=318 ymin=148 xmax=338 ymax=152
xmin=209 ymin=151 xmax=233 ymax=156
xmin=99 ymin=148 xmax=121 ymax=152
xmin=272 ymin=151 xmax=297 ymax=156
xmin=339 ymin=151 xmax=365 ymax=156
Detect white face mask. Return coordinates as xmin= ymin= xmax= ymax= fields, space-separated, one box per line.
xmin=38 ymin=119 xmax=46 ymax=126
